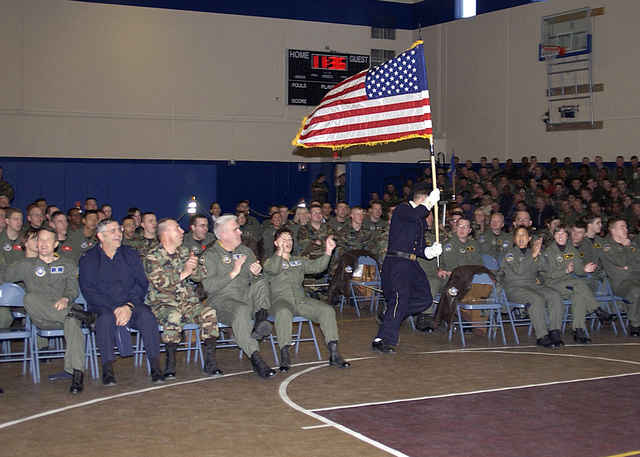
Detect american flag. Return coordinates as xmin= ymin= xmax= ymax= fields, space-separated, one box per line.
xmin=292 ymin=41 xmax=432 ymax=150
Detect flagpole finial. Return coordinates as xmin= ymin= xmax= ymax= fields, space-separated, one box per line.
xmin=418 ymin=23 xmax=423 ymax=41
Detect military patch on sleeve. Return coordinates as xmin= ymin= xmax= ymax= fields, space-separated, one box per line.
xmin=556 ymin=254 xmax=563 ymax=262
xmin=345 ymin=265 xmax=353 ymax=273
xmin=602 ymin=245 xmax=610 ymax=252
xmin=35 ymin=266 xmax=46 ymax=277
xmin=506 ymin=253 xmax=514 ymax=262
xmin=222 ymin=255 xmax=231 ymax=264
xmin=281 ymin=261 xmax=289 ymax=269
xmin=444 ymin=244 xmax=452 ymax=252
xmin=479 ymin=236 xmax=485 ymax=243
xmin=502 ymin=241 xmax=509 ymax=248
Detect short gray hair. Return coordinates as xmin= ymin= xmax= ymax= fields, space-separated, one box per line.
xmin=96 ymin=218 xmax=118 ymax=234
xmin=213 ymin=214 xmax=237 ymax=239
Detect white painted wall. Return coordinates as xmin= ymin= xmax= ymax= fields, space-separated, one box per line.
xmin=0 ymin=0 xmax=638 ymax=164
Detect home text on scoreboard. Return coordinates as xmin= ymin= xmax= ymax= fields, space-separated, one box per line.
xmin=288 ymin=49 xmax=370 ymax=106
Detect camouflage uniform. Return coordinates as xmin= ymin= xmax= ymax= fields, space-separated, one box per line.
xmin=542 ymin=242 xmax=599 ymax=330
xmin=362 ymin=218 xmax=390 ymax=258
xmin=263 ymin=253 xmax=338 ymax=347
xmin=297 ymin=222 xmax=336 ymax=260
xmin=201 ymin=242 xmax=270 ymax=356
xmin=333 ymin=223 xmax=379 ymax=276
xmin=129 ymin=235 xmax=160 ymax=257
xmin=311 ymin=181 xmax=329 ymax=204
xmin=144 ymin=245 xmax=218 ymax=344
xmin=335 ymin=224 xmax=379 ymax=259
xmin=1 ymin=255 xmax=85 ymax=374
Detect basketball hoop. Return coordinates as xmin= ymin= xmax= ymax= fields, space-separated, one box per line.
xmin=541 ymin=45 xmax=566 ymax=65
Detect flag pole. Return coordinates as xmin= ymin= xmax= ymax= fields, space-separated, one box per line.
xmin=430 ymin=142 xmax=440 ymax=267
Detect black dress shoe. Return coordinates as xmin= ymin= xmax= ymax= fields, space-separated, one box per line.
xmin=371 ymin=339 xmax=396 ymax=354
xmin=69 ymin=370 xmax=84 ymax=394
xmin=150 ymin=367 xmax=166 ymax=384
xmin=630 ymin=325 xmax=640 ymax=337
xmin=415 ymin=313 xmax=436 ymax=333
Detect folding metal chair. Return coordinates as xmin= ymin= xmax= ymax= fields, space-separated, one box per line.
xmin=340 ymin=255 xmax=383 ymax=317
xmin=0 ymin=283 xmax=34 ymax=376
xmin=31 ymin=292 xmax=99 ymax=382
xmin=268 ymin=315 xmax=321 ymax=364
xmin=135 ymin=323 xmax=204 ymax=372
xmin=449 ymin=273 xmax=506 ymax=347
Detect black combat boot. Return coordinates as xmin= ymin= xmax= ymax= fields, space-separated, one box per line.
xmin=164 ymin=343 xmax=178 ymax=379
xmin=250 ymin=351 xmax=276 ymax=379
xmin=251 ymin=308 xmax=272 ymax=340
xmin=328 ymin=341 xmax=350 ymax=369
xmin=69 ymin=369 xmax=84 ymax=394
xmin=67 ymin=308 xmax=97 ymax=332
xmin=279 ymin=345 xmax=291 ymax=372
xmin=150 ymin=357 xmax=165 ymax=384
xmin=101 ymin=361 xmax=117 ymax=386
xmin=594 ymin=307 xmax=617 ymax=325
xmin=573 ymin=328 xmax=591 ymax=344
xmin=548 ymin=329 xmax=565 ymax=347
xmin=415 ymin=313 xmax=436 ymax=333
xmin=203 ymin=337 xmax=223 ymax=376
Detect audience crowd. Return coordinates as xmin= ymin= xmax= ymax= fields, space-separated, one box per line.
xmin=2 ymin=154 xmax=640 ymax=394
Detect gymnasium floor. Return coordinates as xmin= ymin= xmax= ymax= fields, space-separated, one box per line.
xmin=1 ymin=306 xmax=640 ymax=457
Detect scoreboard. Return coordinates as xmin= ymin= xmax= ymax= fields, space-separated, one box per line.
xmin=288 ymin=49 xmax=370 ymax=106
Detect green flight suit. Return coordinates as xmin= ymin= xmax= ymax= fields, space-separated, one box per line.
xmin=263 ymin=253 xmax=338 ymax=347
xmin=542 ymin=242 xmax=598 ymax=330
xmin=201 ymin=242 xmax=270 ymax=356
xmin=499 ymin=245 xmax=563 ymax=339
xmin=599 ymin=235 xmax=640 ymax=327
xmin=1 ymin=255 xmax=84 ymax=374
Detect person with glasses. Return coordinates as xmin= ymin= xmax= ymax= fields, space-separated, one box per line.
xmin=79 ymin=218 xmax=165 ymax=385
xmin=182 ymin=213 xmax=215 ymax=255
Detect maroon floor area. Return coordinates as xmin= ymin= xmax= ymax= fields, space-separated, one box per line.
xmin=316 ymin=374 xmax=640 ymax=457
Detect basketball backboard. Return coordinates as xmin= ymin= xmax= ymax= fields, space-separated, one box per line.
xmin=539 ymin=7 xmax=591 ymax=61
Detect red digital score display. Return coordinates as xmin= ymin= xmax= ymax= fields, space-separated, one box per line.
xmin=311 ymin=54 xmax=347 ymax=71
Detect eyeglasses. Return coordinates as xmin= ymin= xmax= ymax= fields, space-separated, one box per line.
xmin=104 ymin=227 xmax=122 ymax=234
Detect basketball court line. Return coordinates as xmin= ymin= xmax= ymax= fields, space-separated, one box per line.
xmin=278 ymin=345 xmax=640 ymax=456
xmin=0 ymin=358 xmax=333 ymax=431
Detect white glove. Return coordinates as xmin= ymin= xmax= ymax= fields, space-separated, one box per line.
xmin=423 ymin=188 xmax=440 ymax=211
xmin=424 ymin=242 xmax=442 ymax=259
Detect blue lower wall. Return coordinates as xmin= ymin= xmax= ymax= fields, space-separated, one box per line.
xmin=1 ymin=158 xmax=421 ymax=227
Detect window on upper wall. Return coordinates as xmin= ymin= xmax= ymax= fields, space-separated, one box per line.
xmin=371 ymin=49 xmax=396 ymax=67
xmin=455 ymin=0 xmax=476 ymax=19
xmin=371 ymin=15 xmax=396 ymax=40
